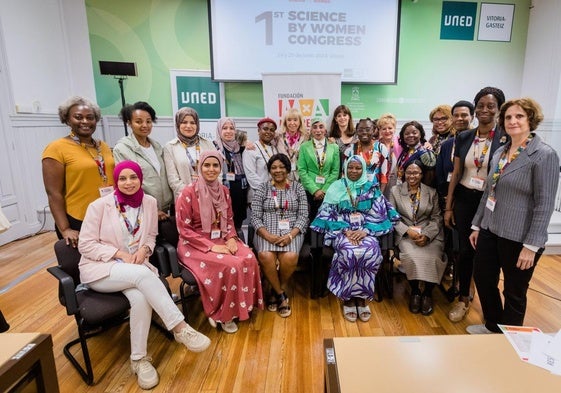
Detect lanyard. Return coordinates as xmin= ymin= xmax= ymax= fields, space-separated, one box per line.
xmin=114 ymin=195 xmax=141 ymax=236
xmin=272 ymin=183 xmax=290 ymax=218
xmin=212 ymin=207 xmax=222 ymax=229
xmin=283 ymin=136 xmax=297 ymax=160
xmin=473 ymin=128 xmax=495 ymax=172
xmin=397 ymin=146 xmax=416 ymax=180
xmin=409 ymin=187 xmax=422 ymax=225
xmin=386 ymin=140 xmax=394 ymax=174
xmin=259 ymin=142 xmax=273 ymax=160
xmin=490 ymin=135 xmax=533 ymax=196
xmin=182 ymin=142 xmax=200 ymax=170
xmin=343 ymin=178 xmax=363 ymax=210
xmin=355 ymin=142 xmax=376 ymax=168
xmin=69 ymin=133 xmax=107 ymax=184
xmin=314 ymin=138 xmax=327 ymax=172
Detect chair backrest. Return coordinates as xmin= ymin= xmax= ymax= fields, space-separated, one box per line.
xmin=159 ymin=217 xmax=179 ymax=246
xmin=54 ymin=239 xmax=82 ymax=287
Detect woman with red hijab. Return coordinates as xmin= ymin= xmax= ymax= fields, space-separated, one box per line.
xmin=79 ymin=161 xmax=210 ymax=390
xmin=176 ymin=151 xmax=264 ymax=334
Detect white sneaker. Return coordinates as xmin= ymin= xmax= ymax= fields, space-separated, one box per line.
xmin=174 ymin=325 xmax=211 ymax=352
xmin=221 ymin=320 xmax=238 ymax=334
xmin=448 ymin=302 xmax=470 ymax=322
xmin=466 ymin=324 xmax=494 ymax=334
xmin=130 ymin=356 xmax=159 ymax=390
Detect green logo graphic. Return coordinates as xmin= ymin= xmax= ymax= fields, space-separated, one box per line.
xmin=175 ymin=76 xmax=221 ymax=119
xmin=440 ymin=1 xmax=477 ymax=41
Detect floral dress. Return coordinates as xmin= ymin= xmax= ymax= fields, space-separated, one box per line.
xmin=176 ymin=183 xmax=264 ymax=323
xmin=310 ymin=184 xmax=399 ymax=300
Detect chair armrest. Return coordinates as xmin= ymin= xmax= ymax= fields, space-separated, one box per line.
xmin=378 ymin=232 xmax=394 ymax=251
xmin=159 ymin=241 xmax=182 ymax=278
xmin=310 ymin=230 xmax=325 ymax=249
xmin=150 ymin=246 xmax=171 ymax=277
xmin=46 ymin=266 xmax=79 ymax=315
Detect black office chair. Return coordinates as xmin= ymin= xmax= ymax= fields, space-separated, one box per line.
xmin=47 ymin=240 xmax=130 ymax=385
xmin=47 ymin=239 xmax=173 ymax=385
xmin=157 ymin=218 xmax=200 ymax=321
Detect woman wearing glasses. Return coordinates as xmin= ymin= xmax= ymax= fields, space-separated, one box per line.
xmin=390 ymin=160 xmax=445 ymax=316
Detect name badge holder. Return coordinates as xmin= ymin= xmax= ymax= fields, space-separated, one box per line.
xmin=278 ymin=220 xmax=290 ymax=230
xmin=226 ymin=172 xmax=236 ymax=181
xmin=469 ymin=176 xmax=485 ymax=190
xmin=99 ymin=186 xmax=114 ymax=197
xmin=315 ymin=175 xmax=326 ymax=184
xmin=349 ymin=213 xmax=361 ymax=225
xmin=211 ymin=229 xmax=221 ymax=240
xmin=486 ymin=197 xmax=496 ymax=212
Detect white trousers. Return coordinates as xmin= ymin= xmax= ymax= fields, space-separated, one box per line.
xmin=89 ymin=263 xmax=184 ymax=360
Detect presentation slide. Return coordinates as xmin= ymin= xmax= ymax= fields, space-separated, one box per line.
xmin=209 ymin=0 xmax=400 ymax=84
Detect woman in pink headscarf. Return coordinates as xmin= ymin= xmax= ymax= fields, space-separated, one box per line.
xmin=78 ymin=160 xmax=210 ymax=390
xmin=176 ymin=151 xmax=263 ymax=334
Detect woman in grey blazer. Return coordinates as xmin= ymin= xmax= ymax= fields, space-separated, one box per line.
xmin=467 ymin=98 xmax=559 ymax=334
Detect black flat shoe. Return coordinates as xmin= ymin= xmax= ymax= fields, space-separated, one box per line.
xmin=409 ymin=294 xmax=421 ymax=314
xmin=421 ymin=295 xmax=434 ymax=316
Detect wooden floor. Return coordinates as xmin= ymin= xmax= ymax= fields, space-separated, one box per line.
xmin=2 ymin=231 xmax=561 ymax=392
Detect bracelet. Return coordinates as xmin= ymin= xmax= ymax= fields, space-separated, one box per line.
xmin=288 ymin=233 xmax=293 ymax=241
xmin=444 ymin=209 xmax=453 ymax=212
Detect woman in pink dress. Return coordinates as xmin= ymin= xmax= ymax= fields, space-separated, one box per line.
xmin=176 ymin=150 xmax=263 ymax=333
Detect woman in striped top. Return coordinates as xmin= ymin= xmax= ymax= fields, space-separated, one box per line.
xmin=251 ymin=153 xmax=309 ymax=318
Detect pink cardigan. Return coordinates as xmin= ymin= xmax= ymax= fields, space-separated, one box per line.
xmin=78 ymin=192 xmax=158 ymax=284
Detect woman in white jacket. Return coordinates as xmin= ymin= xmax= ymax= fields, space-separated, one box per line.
xmin=163 ymin=107 xmax=216 ymax=199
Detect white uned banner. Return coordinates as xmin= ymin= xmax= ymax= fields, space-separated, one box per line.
xmin=262 ymin=73 xmax=341 ymax=130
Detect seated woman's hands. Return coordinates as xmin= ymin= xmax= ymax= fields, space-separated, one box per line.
xmin=260 ymin=229 xmax=293 ymax=247
xmin=225 ymin=237 xmax=238 ymax=254
xmin=211 ymin=238 xmax=238 ymax=255
xmin=406 ymin=227 xmax=429 ymax=247
xmin=345 ymin=229 xmax=367 ymax=246
xmin=114 ymin=248 xmax=149 ymax=264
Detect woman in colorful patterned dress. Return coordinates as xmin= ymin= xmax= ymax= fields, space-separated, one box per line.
xmin=310 ymin=155 xmax=399 ymax=323
xmin=176 ymin=150 xmax=263 ymax=334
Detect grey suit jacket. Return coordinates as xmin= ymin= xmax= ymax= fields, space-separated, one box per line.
xmin=472 ymin=134 xmax=559 ymax=248
xmin=390 ymin=182 xmax=443 ymax=245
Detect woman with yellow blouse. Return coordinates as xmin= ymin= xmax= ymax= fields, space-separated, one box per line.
xmin=42 ymin=96 xmax=115 ymax=247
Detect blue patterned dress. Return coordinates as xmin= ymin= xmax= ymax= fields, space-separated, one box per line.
xmin=310 ymin=183 xmax=399 ymax=300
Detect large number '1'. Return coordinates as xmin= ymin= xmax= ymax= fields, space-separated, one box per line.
xmin=255 ymin=12 xmax=273 ymax=45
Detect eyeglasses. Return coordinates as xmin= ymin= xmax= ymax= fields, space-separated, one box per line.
xmin=260 ymin=126 xmax=276 ymax=132
xmin=432 ymin=117 xmax=449 ymax=123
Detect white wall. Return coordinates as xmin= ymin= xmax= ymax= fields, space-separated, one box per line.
xmin=521 ymin=0 xmax=561 ymax=151
xmin=0 ymin=0 xmax=94 ymax=244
